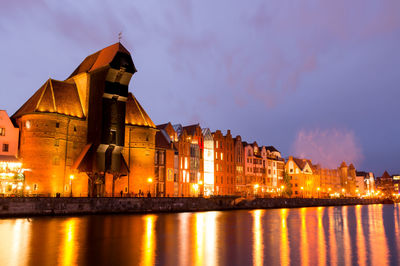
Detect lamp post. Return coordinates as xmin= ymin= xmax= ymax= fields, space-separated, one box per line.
xmin=254 ymin=184 xmax=259 ymax=197
xmin=69 ymin=174 xmax=74 ymax=197
xmin=300 ymin=186 xmax=304 ymax=198
xmin=147 ymin=177 xmax=153 ymax=196
xmin=317 ymin=187 xmax=320 ymax=198
xmin=281 ymin=185 xmax=285 ymax=198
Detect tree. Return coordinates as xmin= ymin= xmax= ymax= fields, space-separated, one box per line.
xmin=283 ymin=171 xmax=293 ymax=197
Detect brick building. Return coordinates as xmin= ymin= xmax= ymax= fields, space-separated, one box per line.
xmin=12 ymin=43 xmax=157 ymax=197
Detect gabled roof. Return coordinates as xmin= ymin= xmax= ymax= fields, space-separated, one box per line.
xmin=156 ymin=129 xmax=172 ymax=149
xmin=69 ymin=42 xmax=136 ymax=78
xmin=265 ymin=146 xmax=279 ymax=153
xmin=12 ymin=79 xmax=84 ymax=119
xmin=381 ymin=171 xmax=391 ymax=180
xmin=125 ymin=92 xmax=156 ymax=128
xmin=173 ymin=124 xmax=183 ymax=136
xmin=292 ymin=157 xmax=313 ymax=171
xmin=183 ymin=124 xmax=200 ymax=136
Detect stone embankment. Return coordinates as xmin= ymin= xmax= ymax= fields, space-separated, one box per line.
xmin=0 ymin=197 xmax=387 ymax=218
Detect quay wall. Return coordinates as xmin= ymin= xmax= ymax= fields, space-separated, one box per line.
xmin=0 ymin=197 xmax=386 ymax=218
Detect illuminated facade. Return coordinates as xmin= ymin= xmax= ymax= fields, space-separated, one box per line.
xmin=0 ymin=110 xmax=24 ymax=195
xmin=234 ymin=135 xmax=245 ymax=196
xmin=154 ymin=128 xmax=175 ymax=197
xmin=202 ymin=128 xmax=214 ymax=196
xmin=12 ymin=43 xmax=157 ymax=197
xmin=212 ymin=130 xmax=235 ymax=196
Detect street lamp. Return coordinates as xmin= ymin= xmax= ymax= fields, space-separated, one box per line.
xmin=281 ymin=185 xmax=285 ymax=197
xmin=69 ymin=174 xmax=74 ymax=197
xmin=317 ymin=187 xmax=320 ymax=198
xmin=147 ymin=177 xmax=153 ymax=196
xmin=254 ymin=184 xmax=259 ymax=196
xmin=300 ymin=186 xmax=304 ymax=198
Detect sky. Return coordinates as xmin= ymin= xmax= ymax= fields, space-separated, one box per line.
xmin=0 ymin=0 xmax=399 ymax=176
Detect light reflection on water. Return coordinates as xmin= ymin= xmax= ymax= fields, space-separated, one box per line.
xmin=0 ymin=204 xmax=399 ymax=265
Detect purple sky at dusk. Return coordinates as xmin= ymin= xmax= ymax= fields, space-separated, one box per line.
xmin=0 ymin=1 xmax=399 ymax=176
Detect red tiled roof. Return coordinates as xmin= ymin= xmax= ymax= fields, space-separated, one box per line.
xmin=69 ymin=42 xmax=133 ymax=78
xmin=125 ymin=92 xmax=156 ymax=128
xmin=12 ymin=79 xmax=84 ymax=119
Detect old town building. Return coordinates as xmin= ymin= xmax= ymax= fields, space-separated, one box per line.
xmin=0 ymin=110 xmax=23 ymax=195
xmin=234 ymin=135 xmax=245 ymax=196
xmin=12 ymin=43 xmax=157 ymax=197
xmin=202 ymin=128 xmax=214 ymax=196
xmin=154 ymin=128 xmax=175 ymax=197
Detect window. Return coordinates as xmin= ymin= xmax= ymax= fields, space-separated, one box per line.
xmin=0 ymin=128 xmax=5 ymax=136
xmin=64 ymin=185 xmax=69 ymax=192
xmin=2 ymin=144 xmax=9 ymax=152
xmin=56 ymin=122 xmax=60 ymax=128
xmin=33 ymin=184 xmax=38 ymax=191
xmin=221 ymin=153 xmax=223 ymax=160
xmin=73 ymin=126 xmax=77 ymax=132
xmin=124 ymin=187 xmax=128 ymax=193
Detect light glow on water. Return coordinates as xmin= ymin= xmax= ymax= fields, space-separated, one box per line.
xmin=0 ymin=204 xmax=399 ymax=265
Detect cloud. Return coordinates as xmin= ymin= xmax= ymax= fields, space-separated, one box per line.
xmin=291 ymin=128 xmax=363 ymax=169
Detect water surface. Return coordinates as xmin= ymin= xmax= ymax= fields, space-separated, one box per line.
xmin=0 ymin=204 xmax=399 ymax=265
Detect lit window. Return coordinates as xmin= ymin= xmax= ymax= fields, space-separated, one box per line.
xmin=221 ymin=153 xmax=223 ymax=160
xmin=0 ymin=128 xmax=5 ymax=136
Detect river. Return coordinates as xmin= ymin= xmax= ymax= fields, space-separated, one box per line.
xmin=0 ymin=204 xmax=399 ymax=265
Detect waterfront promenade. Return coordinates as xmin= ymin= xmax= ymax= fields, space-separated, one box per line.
xmin=0 ymin=197 xmax=387 ymax=218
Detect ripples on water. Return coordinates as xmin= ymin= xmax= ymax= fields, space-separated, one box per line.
xmin=0 ymin=204 xmax=399 ymax=266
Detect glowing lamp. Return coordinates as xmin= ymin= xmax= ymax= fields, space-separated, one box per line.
xmin=69 ymin=174 xmax=74 ymax=180
xmin=147 ymin=177 xmax=153 ymax=183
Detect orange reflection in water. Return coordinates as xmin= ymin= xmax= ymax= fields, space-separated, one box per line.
xmin=178 ymin=213 xmax=190 ymax=266
xmin=355 ymin=205 xmax=366 ymax=266
xmin=0 ymin=219 xmax=31 ymax=266
xmin=193 ymin=212 xmax=218 ymax=266
xmin=328 ymin=207 xmax=337 ymax=266
xmin=316 ymin=207 xmax=326 ymax=266
xmin=194 ymin=212 xmax=205 ymax=266
xmin=140 ymin=215 xmax=157 ymax=266
xmin=369 ymin=204 xmax=388 ymax=266
xmin=280 ymin=209 xmax=290 ymax=266
xmin=300 ymin=208 xmax=309 ymax=265
xmin=252 ymin=210 xmax=264 ymax=266
xmin=342 ymin=206 xmax=351 ymax=266
xmin=58 ymin=218 xmax=77 ymax=266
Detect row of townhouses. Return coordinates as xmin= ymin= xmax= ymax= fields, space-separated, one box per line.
xmin=0 ymin=43 xmax=394 ymax=198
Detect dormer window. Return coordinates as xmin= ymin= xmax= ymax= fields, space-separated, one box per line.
xmin=0 ymin=128 xmax=5 ymax=136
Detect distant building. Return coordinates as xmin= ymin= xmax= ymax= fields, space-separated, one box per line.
xmin=376 ymin=171 xmax=395 ymax=196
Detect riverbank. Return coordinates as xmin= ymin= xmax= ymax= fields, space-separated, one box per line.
xmin=0 ymin=197 xmax=391 ymax=218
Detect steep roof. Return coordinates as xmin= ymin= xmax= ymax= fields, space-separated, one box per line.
xmin=125 ymin=92 xmax=156 ymax=128
xmin=156 ymin=130 xmax=172 ymax=149
xmin=292 ymin=157 xmax=313 ymax=171
xmin=183 ymin=124 xmax=200 ymax=136
xmin=381 ymin=171 xmax=391 ymax=180
xmin=12 ymin=79 xmax=84 ymax=119
xmin=265 ymin=146 xmax=279 ymax=152
xmin=69 ymin=42 xmax=136 ymax=78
